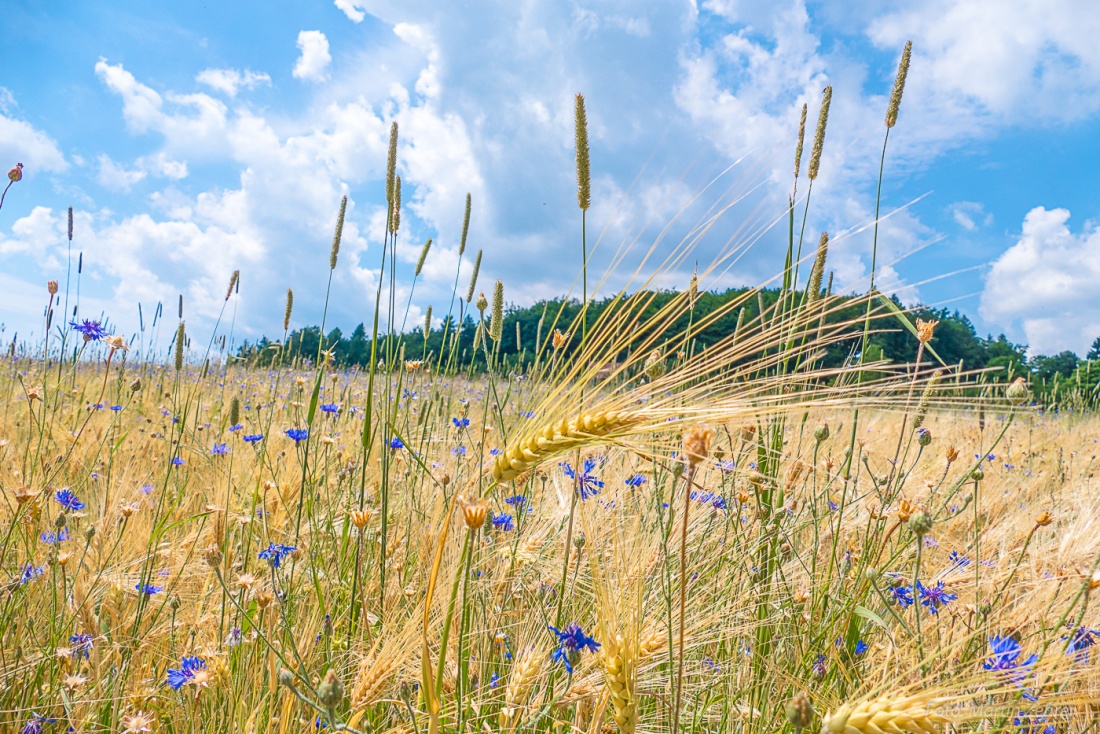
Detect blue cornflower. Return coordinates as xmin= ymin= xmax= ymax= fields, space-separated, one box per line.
xmin=41 ymin=527 xmax=71 ymax=544
xmin=717 ymin=459 xmax=736 ymax=473
xmin=210 ymin=443 xmax=229 ymax=455
xmin=20 ymin=713 xmax=58 ymax=734
xmin=70 ymin=319 xmax=108 ymax=341
xmin=110 ymin=405 xmax=122 ymax=411
xmin=320 ymin=403 xmax=339 ymax=414
xmin=226 ymin=627 xmax=243 ymax=647
xmin=1064 ymin=627 xmax=1098 ymax=661
xmin=286 ymin=428 xmax=309 ymax=443
xmin=258 ymin=542 xmax=297 ymax=568
xmin=136 ymin=583 xmax=163 ymax=595
xmin=19 ymin=564 xmax=44 ymax=585
xmin=561 ymin=459 xmax=604 ymax=500
xmin=711 ymin=496 xmax=728 ymax=510
xmin=489 ymin=672 xmax=500 ymax=688
xmin=854 ymin=640 xmax=869 ymax=655
xmin=890 ymin=584 xmax=914 ymax=608
xmin=519 ymin=411 xmax=536 ymax=419
xmin=171 ymin=456 xmax=184 ymax=466
xmin=453 ymin=446 xmax=467 ymax=456
xmin=491 ymin=513 xmax=515 ymax=532
xmin=452 ymin=417 xmax=470 ymax=428
xmin=166 ymin=655 xmax=207 ymax=690
xmin=228 ymin=423 xmax=244 ymax=432
xmin=812 ymin=653 xmax=827 ymax=678
xmin=624 ymin=473 xmax=647 ymax=487
xmin=916 ymin=580 xmax=957 ymax=614
xmin=69 ymin=633 xmax=93 ymax=659
xmin=504 ymin=495 xmax=527 ymax=508
xmin=389 ymin=437 xmax=404 ymax=450
xmin=984 ymin=636 xmax=1039 ymax=699
xmin=1013 ymin=714 xmax=1056 ymax=734
xmin=54 ymin=488 xmax=85 ymax=512
xmin=548 ymin=623 xmax=600 ymax=673
xmin=948 ymin=550 xmax=971 ymax=572
xmin=243 ymin=434 xmax=264 ymax=443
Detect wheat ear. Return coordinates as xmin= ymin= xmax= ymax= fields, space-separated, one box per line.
xmin=491 ymin=410 xmax=644 ymax=482
xmin=601 ymin=632 xmax=638 ymax=734
xmin=823 ymin=694 xmax=949 ymax=734
xmin=500 ymin=648 xmax=545 ymax=728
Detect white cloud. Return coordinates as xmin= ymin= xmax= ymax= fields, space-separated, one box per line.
xmin=293 ymin=30 xmax=332 ymax=82
xmin=980 ymin=207 xmax=1100 ymax=355
xmin=97 ymin=155 xmax=147 ymax=191
xmin=948 ymin=201 xmax=992 ymax=232
xmin=334 ymin=0 xmax=368 ymax=23
xmin=0 ymin=112 xmax=68 ymax=174
xmin=196 ymin=68 xmax=271 ymax=97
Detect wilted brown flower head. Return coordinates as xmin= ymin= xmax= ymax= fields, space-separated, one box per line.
xmin=682 ymin=425 xmax=715 ymax=467
xmin=47 ymin=280 xmax=58 ymax=295
xmin=915 ymin=318 xmax=939 ymax=344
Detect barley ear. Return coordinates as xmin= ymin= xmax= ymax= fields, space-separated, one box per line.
xmin=808 ymin=85 xmax=832 ymax=181
xmin=886 ymin=41 xmax=912 ymax=129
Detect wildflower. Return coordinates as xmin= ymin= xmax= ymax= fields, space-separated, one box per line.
xmin=812 ymin=653 xmax=827 ymax=677
xmin=258 ymin=542 xmax=297 ymax=568
xmin=452 ymin=446 xmax=467 ymax=456
xmin=915 ymin=318 xmax=938 ymax=344
xmin=136 ymin=583 xmax=163 ymax=595
xmin=104 ymin=334 xmax=129 ymax=351
xmin=41 ymin=527 xmax=72 ymax=544
xmin=389 ymin=437 xmax=404 ymax=450
xmin=320 ymin=403 xmax=339 ymax=414
xmin=166 ymin=655 xmax=208 ymax=690
xmin=210 ymin=443 xmax=229 ymax=455
xmin=916 ymin=580 xmax=957 ymax=614
xmin=984 ymin=636 xmax=1039 ymax=699
xmin=70 ymin=319 xmax=108 ymax=341
xmin=548 ymin=623 xmax=600 ymax=673
xmin=243 ymin=433 xmax=263 ymax=443
xmin=452 ymin=417 xmax=470 ymax=428
xmin=286 ymin=428 xmax=309 ymax=443
xmin=19 ymin=564 xmax=44 ymax=585
xmin=717 ymin=459 xmax=736 ymax=473
xmin=110 ymin=405 xmax=123 ymax=411
xmin=69 ymin=633 xmax=93 ymax=659
xmin=491 ymin=513 xmax=515 ymax=532
xmin=20 ymin=713 xmax=57 ymax=734
xmin=121 ymin=711 xmax=155 ymax=733
xmin=462 ymin=498 xmax=489 ymax=530
xmin=561 ymin=458 xmax=604 ymax=500
xmin=171 ymin=457 xmax=184 ymax=466
xmin=54 ymin=488 xmax=85 ymax=512
xmin=1065 ymin=627 xmax=1099 ymax=660
xmin=889 ymin=583 xmax=914 ymax=608
xmin=489 ymin=672 xmax=500 ymax=688
xmin=625 ymin=473 xmax=647 ymax=486
xmin=228 ymin=423 xmax=244 ymax=432
xmin=226 ymin=627 xmax=243 ymax=647
xmin=854 ymin=640 xmax=869 ymax=655
xmin=503 ymin=494 xmax=528 ymax=508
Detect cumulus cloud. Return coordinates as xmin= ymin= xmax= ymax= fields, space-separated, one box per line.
xmin=334 ymin=0 xmax=368 ymax=23
xmin=980 ymin=207 xmax=1100 ymax=355
xmin=293 ymin=30 xmax=332 ymax=82
xmin=196 ymin=68 xmax=271 ymax=97
xmin=0 ymin=112 xmax=67 ymax=174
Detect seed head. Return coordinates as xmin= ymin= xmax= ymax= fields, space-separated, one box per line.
xmin=229 ymin=397 xmax=240 ymax=427
xmin=67 ymin=207 xmax=74 ymax=241
xmin=490 ymin=280 xmax=504 ymax=342
xmin=1035 ymin=511 xmax=1053 ymax=527
xmin=682 ymin=425 xmax=715 ymax=467
xmin=385 ymin=122 xmax=398 ymax=206
xmin=915 ymin=318 xmax=938 ymax=344
xmin=1006 ymin=376 xmax=1030 ymax=404
xmin=105 ymin=334 xmax=129 ymax=352
xmin=174 ymin=322 xmax=186 ymax=371
xmin=47 ymin=280 xmax=58 ymax=295
xmin=885 ymin=41 xmax=912 ymax=129
xmin=644 ymin=350 xmax=665 ymax=381
xmin=204 ymin=545 xmax=223 ymax=568
xmin=330 ymin=196 xmax=347 ymax=269
xmin=225 ymin=270 xmax=239 ymax=301
xmin=283 ymin=289 xmax=294 ymax=331
xmin=552 ymin=329 xmax=568 ymax=349
xmin=786 ymin=692 xmax=814 ymax=732
xmin=793 ymin=103 xmax=808 ymax=179
xmin=317 ymin=669 xmax=345 ymax=709
xmin=423 ymin=306 xmax=432 ymax=339
xmin=575 ymin=94 xmax=591 ymax=210
xmin=350 ymin=510 xmax=371 ymax=531
xmin=807 ymin=231 xmax=828 ymax=301
xmin=466 ymin=249 xmax=482 ymax=303
xmin=7 ymin=162 xmax=23 ymax=182
xmin=945 ymin=445 xmax=959 ymax=463
xmin=415 ymin=238 xmax=432 ymax=276
xmin=462 ymin=497 xmax=489 ymax=530
xmin=907 ymin=509 xmax=933 ymax=538
xmin=389 ymin=176 xmax=401 ymax=234
xmin=808 ymin=86 xmax=832 ymax=181
xmin=459 ymin=192 xmax=472 ymax=256
xmin=476 ymin=291 xmax=488 ymax=313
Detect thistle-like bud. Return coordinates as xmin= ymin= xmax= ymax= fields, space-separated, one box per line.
xmin=682 ymin=425 xmax=715 ymax=467
xmin=1035 ymin=511 xmax=1053 ymax=527
xmin=174 ymin=322 xmax=186 ymax=371
xmin=84 ymin=525 xmax=96 ymax=541
xmin=204 ymin=545 xmax=223 ymax=568
xmin=971 ymin=467 xmax=985 ymax=482
xmin=786 ymin=692 xmax=814 ymax=733
xmin=793 ymin=103 xmax=808 ymax=179
xmin=573 ymin=532 xmax=586 ymax=549
xmin=490 ymin=280 xmax=504 ymax=342
xmin=476 ymin=291 xmax=488 ymax=313
xmin=916 ymin=427 xmax=932 ymax=447
xmin=350 ymin=509 xmax=371 ymax=530
xmin=389 ymin=176 xmax=401 ymax=234
xmin=814 ymin=423 xmax=830 ymax=443
xmin=808 ymin=86 xmax=832 ymax=181
xmin=225 ymin=270 xmax=239 ymax=301
xmin=885 ymin=41 xmax=912 ymax=129
xmin=466 ymin=249 xmax=482 ymax=303
xmin=284 ymin=289 xmax=294 ymax=332
xmin=317 ymin=669 xmax=345 ymax=709
xmin=945 ymin=445 xmax=959 ymax=463
xmin=47 ymin=280 xmax=58 ymax=295
xmin=907 ymin=509 xmax=933 ymax=538
xmin=423 ymin=306 xmax=432 ymax=339
xmin=1006 ymin=376 xmax=1030 ymax=404
xmin=462 ymin=497 xmax=489 ymax=530
xmin=7 ymin=162 xmax=23 ymax=182
xmin=574 ymin=94 xmax=591 ymax=211
xmin=278 ymin=668 xmax=295 ymax=688
xmin=552 ymin=329 xmax=568 ymax=349
xmin=330 ymin=195 xmax=347 ymax=270
xmin=415 ymin=238 xmax=432 ymax=276
xmin=915 ymin=318 xmax=938 ymax=344
xmin=229 ymin=397 xmax=240 ymax=427
xmin=644 ymin=350 xmax=665 ymax=381
xmin=456 ymin=192 xmax=472 ymax=257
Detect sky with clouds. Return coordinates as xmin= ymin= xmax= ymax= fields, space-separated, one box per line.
xmin=2 ymin=0 xmax=1099 ymax=358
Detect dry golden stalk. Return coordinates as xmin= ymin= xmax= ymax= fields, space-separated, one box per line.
xmin=823 ymin=693 xmax=949 ymax=734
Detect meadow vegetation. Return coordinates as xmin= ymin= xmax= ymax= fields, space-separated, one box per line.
xmin=2 ymin=42 xmax=1099 ymax=734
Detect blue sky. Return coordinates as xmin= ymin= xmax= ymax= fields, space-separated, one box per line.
xmin=2 ymin=0 xmax=1099 ymax=358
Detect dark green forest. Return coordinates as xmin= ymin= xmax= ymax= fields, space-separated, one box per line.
xmin=237 ymin=288 xmax=1100 ymax=405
